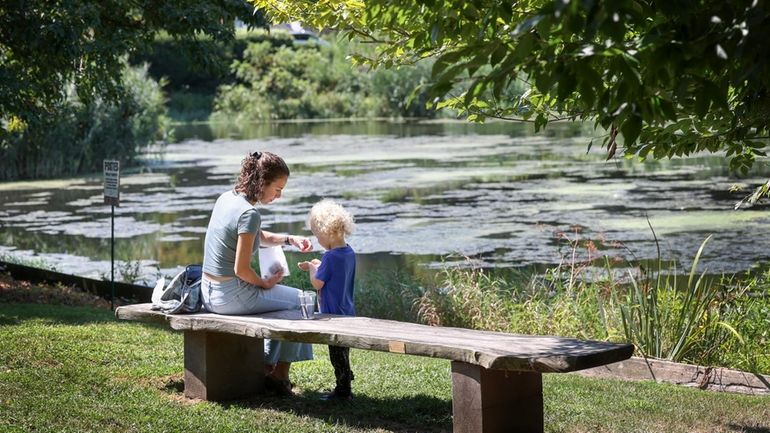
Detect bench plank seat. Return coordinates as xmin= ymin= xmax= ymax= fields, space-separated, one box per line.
xmin=116 ymin=303 xmax=632 ymax=372
xmin=116 ymin=303 xmax=634 ymax=433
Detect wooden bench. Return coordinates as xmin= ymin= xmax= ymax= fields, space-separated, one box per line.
xmin=116 ymin=303 xmax=633 ymax=433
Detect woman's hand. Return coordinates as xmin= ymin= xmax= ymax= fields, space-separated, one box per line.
xmin=287 ymin=235 xmax=313 ymax=252
xmin=261 ymin=269 xmax=284 ymax=289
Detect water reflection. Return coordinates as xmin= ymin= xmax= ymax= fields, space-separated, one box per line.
xmin=175 ymin=119 xmax=588 ymax=142
xmin=1 ymin=120 xmax=769 ymax=284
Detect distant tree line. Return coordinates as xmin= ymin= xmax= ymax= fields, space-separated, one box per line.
xmin=211 ymin=31 xmax=442 ymax=121
xmin=132 ymin=30 xmax=452 ymax=122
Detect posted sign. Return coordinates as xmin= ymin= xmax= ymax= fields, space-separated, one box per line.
xmin=103 ymin=160 xmax=120 ymax=206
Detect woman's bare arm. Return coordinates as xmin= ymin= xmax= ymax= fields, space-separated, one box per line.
xmin=235 ymin=232 xmax=282 ymax=288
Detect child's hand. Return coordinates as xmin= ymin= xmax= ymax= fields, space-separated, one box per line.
xmin=297 ymin=259 xmax=320 ymax=272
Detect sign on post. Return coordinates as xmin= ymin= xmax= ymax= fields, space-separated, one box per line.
xmin=103 ymin=160 xmax=120 ymax=207
xmin=103 ymin=159 xmax=120 ymax=310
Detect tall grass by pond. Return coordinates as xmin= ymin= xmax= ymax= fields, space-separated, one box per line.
xmin=338 ymin=233 xmax=769 ymax=375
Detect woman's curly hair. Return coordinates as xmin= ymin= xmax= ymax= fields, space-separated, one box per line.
xmin=234 ymin=151 xmax=290 ymax=203
xmin=307 ymin=199 xmax=355 ymax=239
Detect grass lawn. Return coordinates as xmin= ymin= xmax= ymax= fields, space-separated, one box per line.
xmin=1 ymin=302 xmax=769 ymax=433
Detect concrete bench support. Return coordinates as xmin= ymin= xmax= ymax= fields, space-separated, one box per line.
xmin=452 ymin=362 xmax=543 ymax=433
xmin=184 ymin=330 xmax=264 ymax=401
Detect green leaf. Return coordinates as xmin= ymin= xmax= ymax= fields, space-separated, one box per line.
xmin=509 ymin=33 xmax=536 ymax=64
xmin=659 ymin=99 xmax=677 ymax=122
xmin=694 ymin=93 xmax=711 ymax=118
xmin=557 ymin=71 xmax=577 ymax=101
xmin=490 ymin=42 xmax=507 ymax=66
xmin=492 ymin=75 xmax=508 ymax=100
xmin=432 ymin=50 xmax=465 ymax=77
xmin=717 ymin=321 xmax=745 ymax=344
xmin=463 ymin=79 xmax=486 ymax=106
xmin=535 ymin=71 xmax=554 ymax=92
xmin=621 ymin=115 xmax=643 ymax=145
xmin=579 ymin=82 xmax=596 ymax=108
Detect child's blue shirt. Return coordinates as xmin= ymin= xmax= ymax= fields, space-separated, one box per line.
xmin=315 ymin=244 xmax=356 ymax=316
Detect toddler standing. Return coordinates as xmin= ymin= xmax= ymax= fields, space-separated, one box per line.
xmin=298 ymin=199 xmax=356 ymax=401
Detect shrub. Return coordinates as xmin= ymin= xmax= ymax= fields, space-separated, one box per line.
xmin=130 ymin=29 xmax=292 ymax=93
xmin=166 ymin=91 xmax=216 ymax=122
xmin=703 ymin=271 xmax=770 ymax=373
xmin=0 ymin=63 xmax=169 ymax=181
xmin=213 ymin=36 xmax=439 ymax=121
xmin=369 ymin=62 xmax=437 ymax=118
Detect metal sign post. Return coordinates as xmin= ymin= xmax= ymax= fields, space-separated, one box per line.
xmin=103 ymin=160 xmax=120 ymax=310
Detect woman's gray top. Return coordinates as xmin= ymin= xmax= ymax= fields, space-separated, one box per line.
xmin=203 ymin=190 xmax=261 ymax=277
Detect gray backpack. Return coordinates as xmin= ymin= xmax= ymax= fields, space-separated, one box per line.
xmin=151 ymin=264 xmax=203 ymax=314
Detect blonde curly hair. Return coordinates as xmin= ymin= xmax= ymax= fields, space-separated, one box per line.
xmin=307 ymin=199 xmax=355 ymax=239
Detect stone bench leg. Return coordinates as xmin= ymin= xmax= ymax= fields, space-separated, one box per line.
xmin=451 ymin=362 xmax=543 ymax=433
xmin=183 ymin=330 xmax=264 ymax=401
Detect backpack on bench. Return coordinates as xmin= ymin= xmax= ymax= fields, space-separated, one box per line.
xmin=151 ymin=264 xmax=203 ymax=314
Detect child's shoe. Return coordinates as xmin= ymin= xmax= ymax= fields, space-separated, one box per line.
xmin=319 ymin=389 xmax=353 ymax=401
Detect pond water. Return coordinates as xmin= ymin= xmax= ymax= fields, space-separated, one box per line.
xmin=1 ymin=120 xmax=769 ymax=285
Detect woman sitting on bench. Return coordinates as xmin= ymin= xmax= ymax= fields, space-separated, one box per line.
xmin=201 ymin=151 xmax=314 ymax=396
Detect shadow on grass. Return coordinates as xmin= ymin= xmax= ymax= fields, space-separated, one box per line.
xmin=238 ymin=392 xmax=452 ymax=433
xmin=0 ymin=303 xmax=118 ymax=326
xmin=162 ymin=377 xmax=452 ymax=433
xmin=729 ymin=426 xmax=770 ymax=433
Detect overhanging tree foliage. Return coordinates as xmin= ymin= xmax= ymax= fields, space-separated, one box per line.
xmin=253 ymin=0 xmax=770 ymax=206
xmin=1 ymin=0 xmax=265 ymax=132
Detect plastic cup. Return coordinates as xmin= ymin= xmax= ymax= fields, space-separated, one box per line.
xmin=299 ymin=292 xmax=314 ymax=319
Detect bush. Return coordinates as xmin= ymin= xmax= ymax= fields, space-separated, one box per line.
xmin=713 ymin=271 xmax=770 ymax=373
xmin=0 ymin=63 xmax=169 ymax=180
xmin=166 ymin=91 xmax=216 ymax=122
xmin=130 ymin=29 xmax=295 ymax=122
xmin=130 ymin=29 xmax=292 ymax=93
xmin=212 ymin=36 xmax=439 ymax=121
xmin=369 ymin=62 xmax=437 ymax=118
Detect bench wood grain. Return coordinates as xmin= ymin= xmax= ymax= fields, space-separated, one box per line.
xmin=116 ymin=303 xmax=634 ymax=433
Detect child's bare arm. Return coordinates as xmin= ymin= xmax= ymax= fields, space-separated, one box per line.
xmin=298 ymin=260 xmax=325 ymax=291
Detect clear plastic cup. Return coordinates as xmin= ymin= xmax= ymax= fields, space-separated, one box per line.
xmin=299 ymin=292 xmax=314 ymax=319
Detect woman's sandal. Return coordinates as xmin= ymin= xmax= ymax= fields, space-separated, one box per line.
xmin=264 ymin=375 xmax=294 ymax=397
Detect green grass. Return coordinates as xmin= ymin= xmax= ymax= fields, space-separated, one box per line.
xmin=1 ymin=303 xmax=769 ymax=433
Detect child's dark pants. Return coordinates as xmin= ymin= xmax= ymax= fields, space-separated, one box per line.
xmin=328 ymin=345 xmax=354 ymax=396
